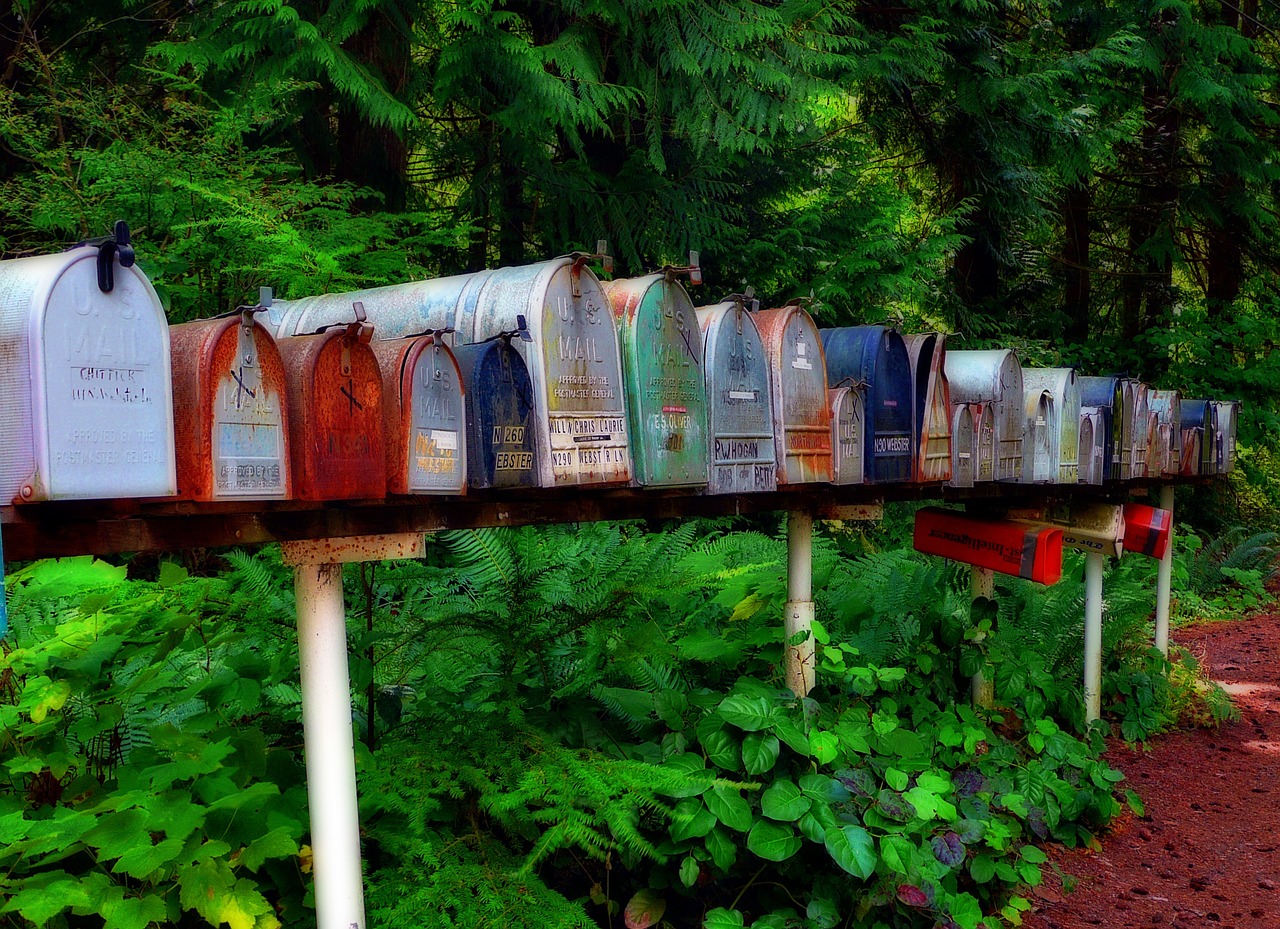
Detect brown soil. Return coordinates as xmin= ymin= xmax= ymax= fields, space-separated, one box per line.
xmin=1023 ymin=613 xmax=1280 ymax=929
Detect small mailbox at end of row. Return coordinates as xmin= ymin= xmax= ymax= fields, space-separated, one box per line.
xmin=696 ymin=294 xmax=778 ymax=494
xmin=276 ymin=306 xmax=387 ymax=501
xmin=171 ymin=298 xmax=291 ymax=501
xmin=756 ymin=302 xmax=833 ymax=485
xmin=0 ymin=226 xmax=177 ymax=504
xmin=913 ymin=507 xmax=1063 ymax=584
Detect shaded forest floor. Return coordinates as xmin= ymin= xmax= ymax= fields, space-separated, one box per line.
xmin=1023 ymin=612 xmax=1280 ymax=929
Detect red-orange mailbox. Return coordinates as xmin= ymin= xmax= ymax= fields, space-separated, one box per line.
xmin=276 ymin=311 xmax=387 ymax=501
xmin=170 ymin=307 xmax=291 ymax=500
xmin=913 ymin=507 xmax=1063 ymax=584
xmin=1122 ymin=503 xmax=1172 ymax=560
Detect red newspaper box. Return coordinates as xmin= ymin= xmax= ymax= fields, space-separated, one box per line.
xmin=913 ymin=507 xmax=1063 ymax=584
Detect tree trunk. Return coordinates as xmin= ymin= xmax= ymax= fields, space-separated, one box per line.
xmin=1062 ymin=183 xmax=1091 ymax=342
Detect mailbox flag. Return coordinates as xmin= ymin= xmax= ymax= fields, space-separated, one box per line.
xmin=913 ymin=507 xmax=1063 ymax=584
xmin=1122 ymin=503 xmax=1172 ymax=560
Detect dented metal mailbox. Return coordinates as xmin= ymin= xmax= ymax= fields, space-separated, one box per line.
xmin=1079 ymin=376 xmax=1124 ymax=480
xmin=949 ymin=404 xmax=977 ymax=488
xmin=829 ymin=384 xmax=866 ymax=485
xmin=276 ymin=310 xmax=387 ymax=500
xmin=913 ymin=507 xmax=1063 ymax=584
xmin=0 ymin=226 xmax=177 ymax=503
xmin=1022 ymin=389 xmax=1056 ymax=484
xmin=1211 ymin=400 xmax=1241 ymax=474
xmin=696 ymin=295 xmax=778 ymax=494
xmin=755 ymin=302 xmax=833 ymax=484
xmin=1179 ymin=400 xmax=1214 ymax=476
xmin=819 ymin=326 xmax=913 ymax=484
xmin=1023 ymin=368 xmax=1080 ymax=483
xmin=1039 ymin=503 xmax=1125 ymax=558
xmin=371 ymin=332 xmax=467 ymax=495
xmin=944 ymin=349 xmax=1024 ymax=482
xmin=1147 ymin=389 xmax=1182 ymax=477
xmin=903 ymin=333 xmax=952 ymax=483
xmin=1078 ymin=407 xmax=1106 ymax=485
xmin=170 ymin=302 xmax=290 ymax=501
xmin=1123 ymin=379 xmax=1150 ymax=479
xmin=607 ymin=271 xmax=709 ymax=488
xmin=451 ymin=335 xmax=538 ymax=490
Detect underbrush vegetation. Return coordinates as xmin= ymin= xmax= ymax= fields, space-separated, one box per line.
xmin=0 ymin=518 xmax=1266 ymax=929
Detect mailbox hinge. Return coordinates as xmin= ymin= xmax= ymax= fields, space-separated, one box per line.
xmin=566 ymin=239 xmax=613 ymax=297
xmin=662 ymin=250 xmax=702 ymax=286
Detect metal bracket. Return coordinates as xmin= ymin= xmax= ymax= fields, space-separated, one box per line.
xmin=72 ymin=220 xmax=135 ymax=293
xmin=567 ymin=239 xmax=613 ymax=296
xmin=663 ymin=250 xmax=702 ymax=286
xmin=281 ymin=533 xmax=430 ymax=566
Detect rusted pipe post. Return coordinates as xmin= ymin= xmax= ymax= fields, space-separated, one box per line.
xmin=1084 ymin=552 xmax=1105 ymax=724
xmin=1154 ymin=484 xmax=1175 ymax=657
xmin=785 ymin=510 xmax=815 ymax=696
xmin=294 ymin=562 xmax=367 ymax=929
xmin=969 ymin=566 xmax=995 ymax=708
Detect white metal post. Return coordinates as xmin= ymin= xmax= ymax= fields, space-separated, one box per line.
xmin=295 ymin=562 xmax=367 ymax=929
xmin=1154 ymin=484 xmax=1175 ymax=657
xmin=785 ymin=510 xmax=815 ymax=697
xmin=1083 ymin=552 xmax=1105 ymax=724
xmin=970 ymin=566 xmax=995 ymax=708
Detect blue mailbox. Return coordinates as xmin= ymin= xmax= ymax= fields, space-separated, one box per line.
xmin=1079 ymin=376 xmax=1124 ymax=481
xmin=451 ymin=332 xmax=539 ymax=490
xmin=819 ymin=326 xmax=914 ymax=484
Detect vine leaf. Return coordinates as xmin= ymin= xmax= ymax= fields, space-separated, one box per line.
xmin=624 ymin=888 xmax=666 ymax=929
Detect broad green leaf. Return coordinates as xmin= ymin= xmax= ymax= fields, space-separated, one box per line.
xmin=702 ymin=729 xmax=741 ymax=772
xmin=717 ymin=695 xmax=775 ymax=732
xmin=112 ymin=836 xmax=185 ymax=879
xmin=215 ymin=879 xmax=279 ymax=929
xmin=760 ymin=780 xmax=810 ymax=822
xmin=1020 ymin=845 xmax=1048 ymax=865
xmin=703 ymin=907 xmax=745 ymax=929
xmin=879 ymin=834 xmax=916 ymax=875
xmin=670 ymin=798 xmax=717 ymax=843
xmin=83 ymin=809 xmax=150 ymax=861
xmin=799 ymin=773 xmax=849 ymax=804
xmin=746 ymin=820 xmax=801 ymax=862
xmin=885 ymin=768 xmax=909 ymax=791
xmin=742 ymin=732 xmax=780 ymax=775
xmin=825 ymin=824 xmax=876 ymax=878
xmin=772 ymin=717 xmax=810 ymax=755
xmin=948 ymin=892 xmax=984 ymax=929
xmin=158 ymin=561 xmax=190 ymax=587
xmin=100 ymin=889 xmax=167 ymax=929
xmin=809 ymin=730 xmax=838 ymax=764
xmin=625 ymin=888 xmax=666 ymax=929
xmin=705 ymin=825 xmax=737 ymax=872
xmin=797 ymin=810 xmax=826 ymax=843
xmin=178 ymin=858 xmax=235 ymax=922
xmin=680 ymin=855 xmax=700 ymax=888
xmin=705 ymin=786 xmax=753 ymax=833
xmin=240 ymin=826 xmax=300 ymax=872
xmin=970 ymin=854 xmax=997 ymax=883
xmin=806 ymin=895 xmax=839 ymax=928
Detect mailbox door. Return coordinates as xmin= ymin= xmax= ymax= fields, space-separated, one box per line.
xmin=976 ymin=404 xmax=996 ymax=482
xmin=995 ymin=353 xmax=1024 ymax=481
xmin=906 ymin=334 xmax=952 ymax=483
xmin=374 ymin=337 xmax=466 ymax=495
xmin=23 ymin=249 xmax=177 ymax=500
xmin=452 ymin=339 xmax=538 ymax=489
xmin=1024 ymin=391 xmax=1054 ymax=483
xmin=1180 ymin=427 xmax=1203 ymax=476
xmin=758 ymin=307 xmax=832 ymax=484
xmin=829 ymin=386 xmax=865 ymax=485
xmin=609 ymin=276 xmax=709 ymax=488
xmin=820 ymin=326 xmax=913 ymax=484
xmin=950 ymin=404 xmax=975 ymax=488
xmin=697 ymin=303 xmax=777 ymax=494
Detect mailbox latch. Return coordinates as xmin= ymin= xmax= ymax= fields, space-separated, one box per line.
xmin=567 ymin=239 xmax=613 ymax=297
xmin=663 ymin=250 xmax=702 ymax=286
xmin=73 ymin=219 xmax=136 ymax=293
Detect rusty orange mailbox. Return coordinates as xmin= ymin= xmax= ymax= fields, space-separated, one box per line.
xmin=276 ymin=303 xmax=387 ymax=501
xmin=913 ymin=507 xmax=1063 ymax=584
xmin=170 ymin=295 xmax=291 ymax=500
xmin=754 ymin=301 xmax=833 ymax=485
xmin=371 ymin=331 xmax=467 ymax=495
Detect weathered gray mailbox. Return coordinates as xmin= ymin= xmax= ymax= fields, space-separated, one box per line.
xmin=607 ymin=267 xmax=709 ymax=488
xmin=945 ymin=350 xmax=1024 ymax=482
xmin=696 ymin=293 xmax=777 ymax=494
xmin=903 ymin=332 xmax=952 ymax=483
xmin=1122 ymin=379 xmax=1150 ymax=479
xmin=1211 ymin=400 xmax=1240 ymax=474
xmin=755 ymin=301 xmax=833 ymax=485
xmin=1147 ymin=389 xmax=1181 ymax=477
xmin=949 ymin=404 xmax=977 ymax=488
xmin=170 ymin=294 xmax=290 ymax=501
xmin=371 ymin=332 xmax=467 ymax=495
xmin=1023 ymin=367 xmax=1080 ymax=484
xmin=829 ymin=384 xmax=866 ymax=485
xmin=1078 ymin=406 xmax=1107 ymax=485
xmin=1022 ymin=388 xmax=1056 ymax=484
xmin=0 ymin=224 xmax=177 ymax=503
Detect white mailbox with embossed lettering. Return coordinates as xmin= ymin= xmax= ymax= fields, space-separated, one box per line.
xmin=0 ymin=229 xmax=176 ymax=503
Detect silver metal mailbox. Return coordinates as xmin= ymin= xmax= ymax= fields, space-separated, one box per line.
xmin=944 ymin=349 xmax=1023 ymax=482
xmin=1023 ymin=367 xmax=1080 ymax=483
xmin=949 ymin=403 xmax=977 ymax=488
xmin=1122 ymin=379 xmax=1150 ymax=479
xmin=1022 ymin=389 xmax=1056 ymax=483
xmin=1078 ymin=406 xmax=1107 ymax=485
xmin=0 ymin=229 xmax=177 ymax=503
xmin=1147 ymin=389 xmax=1181 ymax=477
xmin=371 ymin=332 xmax=467 ymax=495
xmin=829 ymin=384 xmax=866 ymax=485
xmin=1211 ymin=400 xmax=1240 ymax=474
xmin=903 ymin=332 xmax=952 ymax=483
xmin=754 ymin=301 xmax=833 ymax=485
xmin=696 ymin=294 xmax=778 ymax=494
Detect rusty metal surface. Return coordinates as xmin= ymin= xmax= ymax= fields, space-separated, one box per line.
xmin=1147 ymin=389 xmax=1182 ymax=476
xmin=696 ymin=299 xmax=777 ymax=494
xmin=607 ymin=274 xmax=708 ymax=488
xmin=1023 ymin=368 xmax=1080 ymax=483
xmin=1022 ymin=389 xmax=1055 ymax=484
xmin=950 ymin=404 xmax=976 ymax=488
xmin=276 ymin=325 xmax=387 ymax=501
xmin=829 ymin=385 xmax=865 ymax=485
xmin=1211 ymin=400 xmax=1240 ymax=473
xmin=903 ymin=333 xmax=952 ymax=483
xmin=269 ymin=274 xmax=487 ymax=340
xmin=171 ymin=313 xmax=291 ymax=501
xmin=371 ymin=335 xmax=466 ymax=495
xmin=281 ymin=532 xmax=428 ymax=565
xmin=755 ymin=305 xmax=832 ymax=485
xmin=944 ymin=349 xmax=1023 ymax=483
xmin=1122 ymin=380 xmax=1150 ymax=479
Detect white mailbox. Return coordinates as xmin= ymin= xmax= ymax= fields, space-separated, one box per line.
xmin=0 ymin=226 xmax=177 ymax=503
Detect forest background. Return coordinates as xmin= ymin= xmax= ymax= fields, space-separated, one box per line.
xmin=2 ymin=2 xmax=1279 ymax=929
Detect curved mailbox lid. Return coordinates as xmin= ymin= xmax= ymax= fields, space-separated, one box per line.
xmin=1079 ymin=376 xmax=1124 ymax=480
xmin=1147 ymin=389 xmax=1182 ymax=476
xmin=755 ymin=303 xmax=833 ymax=485
xmin=170 ymin=308 xmax=290 ymax=501
xmin=829 ymin=385 xmax=866 ymax=485
xmin=944 ymin=349 xmax=1023 ymax=482
xmin=1078 ymin=407 xmax=1106 ymax=484
xmin=371 ymin=333 xmax=467 ymax=495
xmin=819 ymin=326 xmax=913 ymax=484
xmin=903 ymin=332 xmax=952 ymax=483
xmin=607 ymin=273 xmax=709 ymax=488
xmin=1023 ymin=367 xmax=1080 ymax=483
xmin=268 ymin=273 xmax=492 ymax=340
xmin=455 ymin=254 xmax=631 ymax=487
xmin=1022 ymin=389 xmax=1056 ymax=483
xmin=950 ymin=404 xmax=976 ymax=488
xmin=451 ymin=337 xmax=538 ymax=490
xmin=696 ymin=297 xmax=777 ymax=494
xmin=0 ymin=243 xmax=177 ymax=503
xmin=276 ymin=317 xmax=387 ymax=501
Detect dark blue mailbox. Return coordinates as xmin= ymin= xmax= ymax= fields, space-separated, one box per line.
xmin=451 ymin=333 xmax=539 ymax=490
xmin=1079 ymin=376 xmax=1124 ymax=481
xmin=1179 ymin=400 xmax=1214 ymax=476
xmin=819 ymin=326 xmax=913 ymax=483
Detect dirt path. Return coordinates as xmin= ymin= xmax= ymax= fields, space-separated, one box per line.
xmin=1023 ymin=613 xmax=1280 ymax=929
